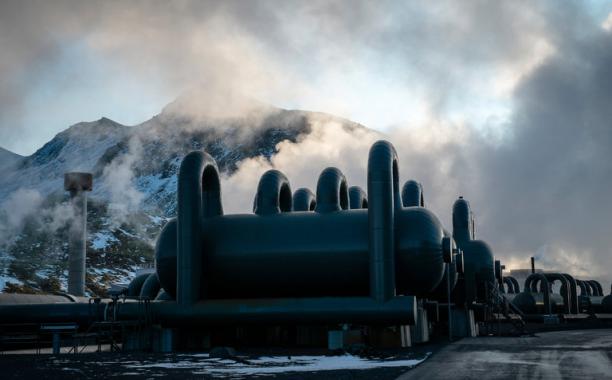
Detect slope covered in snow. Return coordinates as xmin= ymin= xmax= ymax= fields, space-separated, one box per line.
xmin=0 ymin=146 xmax=22 ymax=172
xmin=0 ymin=92 xmax=367 ymax=295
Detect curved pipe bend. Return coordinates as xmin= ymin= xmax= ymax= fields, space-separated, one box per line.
xmin=576 ymin=280 xmax=591 ymax=296
xmin=139 ymin=273 xmax=161 ymax=300
xmin=524 ymin=273 xmax=552 ymax=314
xmin=502 ymin=277 xmax=515 ymax=294
xmin=584 ymin=280 xmax=597 ymax=296
xmin=367 ymin=140 xmax=401 ymax=302
xmin=401 ymin=180 xmax=424 ymax=207
xmin=588 ymin=280 xmax=603 ymax=296
xmin=254 ymin=170 xmax=292 ymax=215
xmin=292 ymin=188 xmax=316 ymax=211
xmin=315 ymin=167 xmax=349 ymax=213
xmin=452 ymin=197 xmax=474 ymax=244
xmin=543 ymin=273 xmax=572 ymax=314
xmin=348 ymin=186 xmax=368 ymax=209
xmin=560 ymin=273 xmax=579 ymax=314
xmin=506 ymin=276 xmax=520 ymax=294
xmin=177 ymin=151 xmax=223 ymax=306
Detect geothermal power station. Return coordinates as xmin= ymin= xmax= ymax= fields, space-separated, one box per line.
xmin=0 ymin=140 xmax=611 ymax=354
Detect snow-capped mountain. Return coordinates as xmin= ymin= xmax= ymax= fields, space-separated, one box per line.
xmin=0 ymin=147 xmax=22 ymax=172
xmin=0 ymin=92 xmax=366 ymax=295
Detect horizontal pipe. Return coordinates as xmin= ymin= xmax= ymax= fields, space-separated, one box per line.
xmin=0 ymin=302 xmax=106 ymax=324
xmin=115 ymin=296 xmax=417 ymax=326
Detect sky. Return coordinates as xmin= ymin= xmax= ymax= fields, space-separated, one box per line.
xmin=1 ymin=0 xmax=608 ymax=156
xmin=2 ymin=0 xmax=612 ymax=278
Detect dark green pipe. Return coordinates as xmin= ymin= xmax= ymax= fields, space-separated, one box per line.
xmin=292 ymin=188 xmax=316 ymax=211
xmin=348 ymin=186 xmax=368 ymax=209
xmin=254 ymin=170 xmax=292 ymax=215
xmin=0 ymin=303 xmax=105 ymax=324
xmin=401 ymin=180 xmax=424 ymax=207
xmin=116 ymin=296 xmax=416 ymax=326
xmin=177 ymin=151 xmax=222 ymax=306
xmin=367 ymin=141 xmax=401 ymax=302
xmin=139 ymin=273 xmax=161 ymax=300
xmin=127 ymin=273 xmax=150 ymax=297
xmin=315 ymin=167 xmax=349 ymax=213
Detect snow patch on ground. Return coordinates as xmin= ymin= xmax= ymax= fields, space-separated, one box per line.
xmin=0 ymin=274 xmax=21 ymax=290
xmin=91 ymin=232 xmax=119 ymax=250
xmin=124 ymin=353 xmax=429 ymax=377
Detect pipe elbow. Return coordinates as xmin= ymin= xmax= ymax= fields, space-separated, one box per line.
xmin=348 ymin=186 xmax=368 ymax=209
xmin=254 ymin=170 xmax=292 ymax=215
xmin=401 ymin=180 xmax=424 ymax=207
xmin=292 ymin=188 xmax=316 ymax=211
xmin=315 ymin=167 xmax=349 ymax=213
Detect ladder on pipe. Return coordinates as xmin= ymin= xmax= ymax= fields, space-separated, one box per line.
xmin=486 ymin=281 xmax=530 ymax=336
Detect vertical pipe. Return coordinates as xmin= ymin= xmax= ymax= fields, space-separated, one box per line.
xmin=67 ymin=190 xmax=86 ymax=296
xmin=446 ymin=262 xmax=452 ymax=341
xmin=177 ymin=151 xmax=222 ymax=306
xmin=530 ymin=257 xmax=535 ymax=274
xmin=65 ymin=172 xmax=92 ymax=297
xmin=367 ymin=141 xmax=400 ymax=302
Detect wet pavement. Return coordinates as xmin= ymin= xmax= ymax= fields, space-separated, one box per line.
xmin=397 ymin=329 xmax=612 ymax=380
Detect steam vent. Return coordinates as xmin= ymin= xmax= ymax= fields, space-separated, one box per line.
xmin=1 ymin=141 xmax=611 ymax=359
xmin=64 ymin=172 xmax=93 ymax=297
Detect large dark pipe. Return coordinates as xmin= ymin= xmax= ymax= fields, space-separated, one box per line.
xmin=451 ymin=197 xmax=495 ymax=305
xmin=542 ymin=273 xmax=572 ymax=314
xmin=115 ymin=297 xmax=416 ymax=326
xmin=254 ymin=170 xmax=292 ymax=215
xmin=292 ymin=188 xmax=316 ymax=211
xmin=367 ymin=141 xmax=401 ymax=302
xmin=507 ymin=276 xmax=520 ymax=293
xmin=560 ymin=273 xmax=579 ymax=314
xmin=583 ymin=281 xmax=597 ymax=296
xmin=453 ymin=197 xmax=474 ymax=244
xmin=503 ymin=277 xmax=515 ymax=294
xmin=401 ymin=180 xmax=424 ymax=207
xmin=348 ymin=186 xmax=368 ymax=209
xmin=0 ymin=303 xmax=106 ymax=325
xmin=522 ymin=273 xmax=552 ymax=314
xmin=588 ymin=280 xmax=603 ymax=296
xmin=315 ymin=167 xmax=349 ymax=213
xmin=127 ymin=273 xmax=150 ymax=297
xmin=576 ymin=280 xmax=593 ymax=297
xmin=139 ymin=273 xmax=161 ymax=300
xmin=177 ymin=151 xmax=223 ymax=306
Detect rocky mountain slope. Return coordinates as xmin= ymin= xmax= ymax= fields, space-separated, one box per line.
xmin=0 ymin=93 xmax=366 ymax=295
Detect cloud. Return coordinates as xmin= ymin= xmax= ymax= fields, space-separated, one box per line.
xmin=0 ymin=188 xmax=77 ymax=247
xmin=2 ymin=0 xmax=612 ymax=290
xmin=99 ymin=135 xmax=145 ymax=228
xmin=0 ymin=0 xmax=568 ymax=154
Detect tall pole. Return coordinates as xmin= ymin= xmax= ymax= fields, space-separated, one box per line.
xmin=64 ymin=172 xmax=92 ymax=297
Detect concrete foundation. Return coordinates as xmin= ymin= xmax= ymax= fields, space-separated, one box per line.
xmin=367 ymin=326 xmax=411 ymax=348
xmin=410 ymin=307 xmax=430 ymax=344
xmin=451 ymin=308 xmax=478 ymax=338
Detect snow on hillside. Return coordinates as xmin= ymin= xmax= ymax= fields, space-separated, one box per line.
xmin=0 ymin=147 xmax=22 ymax=171
xmin=0 ymin=93 xmax=367 ymax=295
